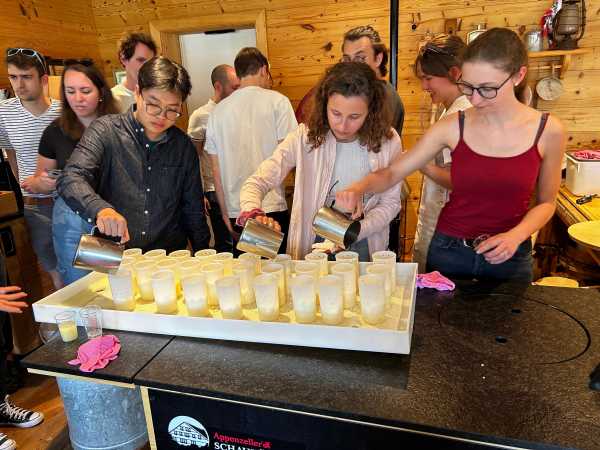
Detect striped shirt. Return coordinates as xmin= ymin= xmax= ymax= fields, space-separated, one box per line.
xmin=0 ymin=97 xmax=61 ymax=198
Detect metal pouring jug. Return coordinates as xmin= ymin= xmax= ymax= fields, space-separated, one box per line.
xmin=312 ymin=206 xmax=361 ymax=250
xmin=236 ymin=218 xmax=284 ymax=259
xmin=73 ymin=227 xmax=124 ymax=274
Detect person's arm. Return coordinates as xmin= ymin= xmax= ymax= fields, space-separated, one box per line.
xmin=356 ymin=131 xmax=403 ymax=240
xmin=421 ymin=163 xmax=452 ymax=190
xmin=476 ymin=116 xmax=566 ymax=264
xmin=57 ymin=120 xmax=130 ymax=243
xmin=180 ymin=138 xmax=211 ymax=252
xmin=20 ymin=155 xmax=57 ymax=194
xmin=336 ymin=116 xmax=457 ymax=217
xmin=240 ymin=126 xmax=301 ymax=217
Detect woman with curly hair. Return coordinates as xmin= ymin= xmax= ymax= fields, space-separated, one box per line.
xmin=238 ymin=62 xmax=402 ymax=260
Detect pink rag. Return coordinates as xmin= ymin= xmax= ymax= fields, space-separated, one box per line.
xmin=67 ymin=335 xmax=121 ymax=373
xmin=572 ymin=150 xmax=600 ymax=160
xmin=236 ymin=208 xmax=266 ymax=227
xmin=416 ymin=271 xmax=455 ymax=291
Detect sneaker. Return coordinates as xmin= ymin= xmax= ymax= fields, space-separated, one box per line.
xmin=0 ymin=395 xmax=43 ymax=428
xmin=0 ymin=432 xmax=16 ymax=450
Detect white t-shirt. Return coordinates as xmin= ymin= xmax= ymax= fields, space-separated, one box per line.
xmin=0 ymin=97 xmax=61 ymax=198
xmin=205 ymin=86 xmax=298 ymax=217
xmin=111 ymin=82 xmax=135 ymax=113
xmin=188 ymin=99 xmax=217 ymax=192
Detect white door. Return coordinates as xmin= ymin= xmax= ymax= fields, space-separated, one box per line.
xmin=180 ymin=29 xmax=257 ymax=114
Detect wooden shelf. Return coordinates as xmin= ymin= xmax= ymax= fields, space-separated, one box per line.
xmin=528 ymin=48 xmax=591 ymax=78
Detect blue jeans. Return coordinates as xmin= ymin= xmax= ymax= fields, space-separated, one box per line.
xmin=426 ymin=231 xmax=533 ymax=282
xmin=52 ymin=197 xmax=93 ymax=285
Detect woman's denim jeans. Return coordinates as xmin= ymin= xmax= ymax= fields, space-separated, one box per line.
xmin=426 ymin=231 xmax=533 ymax=282
xmin=52 ymin=197 xmax=94 ymax=285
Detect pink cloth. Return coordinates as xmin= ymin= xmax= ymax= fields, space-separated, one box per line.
xmin=416 ymin=271 xmax=455 ymax=291
xmin=68 ymin=335 xmax=121 ymax=373
xmin=572 ymin=150 xmax=600 ymax=160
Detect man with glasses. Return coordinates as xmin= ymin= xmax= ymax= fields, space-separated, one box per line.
xmin=205 ymin=47 xmax=297 ymax=254
xmin=111 ymin=33 xmax=157 ymax=113
xmin=58 ymin=57 xmax=211 ymax=252
xmin=0 ymin=47 xmax=62 ymax=289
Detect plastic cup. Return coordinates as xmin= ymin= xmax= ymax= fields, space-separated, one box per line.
xmin=79 ymin=305 xmax=102 ymax=339
xmin=305 ymin=252 xmax=329 ymax=276
xmin=335 ymin=251 xmax=359 ymax=288
xmin=55 ymin=311 xmax=78 ymax=342
xmin=294 ymin=262 xmax=319 ymax=288
xmin=232 ymin=262 xmax=255 ymax=306
xmin=108 ymin=269 xmax=136 ymax=311
xmin=253 ymin=274 xmax=280 ymax=321
xmin=372 ymin=250 xmax=397 ymax=293
xmin=169 ymin=249 xmax=191 ymax=258
xmin=213 ymin=252 xmax=234 ymax=275
xmin=359 ymin=274 xmax=386 ymax=324
xmin=239 ymin=252 xmax=261 ymax=274
xmin=215 ymin=276 xmax=243 ymax=319
xmin=133 ymin=260 xmax=156 ymax=302
xmin=179 ymin=259 xmax=204 ymax=281
xmin=261 ymin=263 xmax=286 ymax=305
xmin=274 ymin=254 xmax=293 ymax=298
xmin=123 ymin=248 xmax=143 ymax=260
xmin=290 ymin=275 xmax=317 ymax=323
xmin=331 ymin=262 xmax=357 ymax=308
xmin=318 ymin=275 xmax=344 ymax=325
xmin=366 ymin=263 xmax=392 ymax=308
xmin=151 ymin=269 xmax=178 ymax=314
xmin=181 ymin=274 xmax=209 ymax=317
xmin=200 ymin=262 xmax=225 ymax=306
xmin=144 ymin=249 xmax=166 ymax=261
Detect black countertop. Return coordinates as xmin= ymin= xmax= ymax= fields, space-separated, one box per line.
xmin=134 ymin=283 xmax=600 ymax=449
xmin=23 ymin=328 xmax=172 ymax=385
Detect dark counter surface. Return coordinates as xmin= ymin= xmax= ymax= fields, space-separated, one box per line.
xmin=134 ymin=283 xmax=600 ymax=449
xmin=23 ymin=328 xmax=172 ymax=384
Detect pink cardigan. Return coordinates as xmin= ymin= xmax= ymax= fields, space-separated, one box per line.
xmin=240 ymin=124 xmax=402 ymax=259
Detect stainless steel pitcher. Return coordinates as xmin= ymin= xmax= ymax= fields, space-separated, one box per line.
xmin=72 ymin=227 xmax=124 ymax=274
xmin=236 ymin=219 xmax=284 ymax=259
xmin=312 ymin=206 xmax=361 ymax=250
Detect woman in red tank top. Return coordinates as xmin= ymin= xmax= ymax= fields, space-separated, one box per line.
xmin=336 ymin=28 xmax=566 ymax=282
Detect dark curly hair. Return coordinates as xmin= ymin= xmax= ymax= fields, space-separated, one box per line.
xmin=307 ymin=62 xmax=392 ymax=153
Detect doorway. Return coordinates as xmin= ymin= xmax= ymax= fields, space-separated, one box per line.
xmin=180 ymin=29 xmax=256 ymax=114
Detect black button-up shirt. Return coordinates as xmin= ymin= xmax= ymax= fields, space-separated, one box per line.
xmin=57 ymin=109 xmax=210 ymax=253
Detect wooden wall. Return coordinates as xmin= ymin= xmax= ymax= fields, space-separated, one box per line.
xmin=0 ymin=0 xmax=101 ymax=88
xmin=91 ymin=0 xmax=600 ymax=259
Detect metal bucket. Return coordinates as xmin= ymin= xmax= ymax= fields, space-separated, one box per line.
xmin=312 ymin=206 xmax=361 ymax=250
xmin=236 ymin=219 xmax=284 ymax=259
xmin=73 ymin=227 xmax=123 ymax=274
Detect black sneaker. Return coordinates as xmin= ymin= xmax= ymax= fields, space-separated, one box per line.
xmin=0 ymin=432 xmax=16 ymax=450
xmin=0 ymin=395 xmax=43 ymax=428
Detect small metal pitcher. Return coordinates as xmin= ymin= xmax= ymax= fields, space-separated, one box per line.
xmin=236 ymin=219 xmax=284 ymax=259
xmin=72 ymin=227 xmax=124 ymax=274
xmin=312 ymin=206 xmax=361 ymax=250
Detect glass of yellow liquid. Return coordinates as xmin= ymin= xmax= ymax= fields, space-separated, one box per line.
xmin=359 ymin=274 xmax=386 ymax=325
xmin=290 ymin=275 xmax=317 ymax=323
xmin=55 ymin=311 xmax=78 ymax=342
xmin=253 ymin=274 xmax=280 ymax=322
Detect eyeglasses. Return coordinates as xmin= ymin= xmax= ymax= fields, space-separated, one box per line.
xmin=456 ymin=73 xmax=514 ymax=99
xmin=6 ymin=48 xmax=47 ymax=71
xmin=341 ymin=54 xmax=368 ymax=63
xmin=141 ymin=94 xmax=182 ymax=121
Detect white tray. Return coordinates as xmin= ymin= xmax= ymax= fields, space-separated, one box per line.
xmin=33 ymin=262 xmax=417 ymax=354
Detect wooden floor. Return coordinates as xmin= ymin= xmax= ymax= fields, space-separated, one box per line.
xmin=0 ymin=374 xmax=70 ymax=450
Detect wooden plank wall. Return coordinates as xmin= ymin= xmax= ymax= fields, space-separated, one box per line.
xmin=91 ymin=0 xmax=600 ymax=259
xmin=0 ymin=0 xmax=101 ymax=88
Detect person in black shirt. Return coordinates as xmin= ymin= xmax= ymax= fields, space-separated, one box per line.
xmin=23 ymin=61 xmax=119 ymax=284
xmin=57 ymin=57 xmax=211 ymax=253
